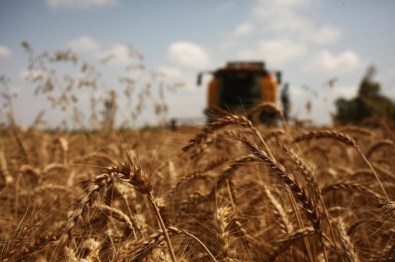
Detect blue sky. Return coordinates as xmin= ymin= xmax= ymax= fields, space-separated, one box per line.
xmin=0 ymin=0 xmax=394 ymax=128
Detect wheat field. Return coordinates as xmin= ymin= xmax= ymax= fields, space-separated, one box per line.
xmin=0 ymin=110 xmax=394 ymax=261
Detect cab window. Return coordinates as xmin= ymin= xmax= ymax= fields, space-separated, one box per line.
xmin=218 ymin=72 xmax=261 ymax=111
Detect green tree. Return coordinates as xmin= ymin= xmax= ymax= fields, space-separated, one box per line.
xmin=335 ymin=65 xmax=395 ymax=126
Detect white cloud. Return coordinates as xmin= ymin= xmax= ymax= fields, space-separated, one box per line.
xmin=221 ymin=0 xmax=345 ymax=72
xmin=168 ymin=42 xmax=211 ymax=69
xmin=67 ymin=36 xmax=99 ymax=53
xmin=66 ymin=37 xmax=134 ymax=66
xmin=157 ymin=66 xmax=183 ymax=80
xmin=233 ymin=22 xmax=254 ymax=37
xmin=101 ymin=44 xmax=131 ymax=66
xmin=303 ymin=50 xmax=360 ymax=73
xmin=46 ymin=0 xmax=118 ymax=9
xmin=0 ymin=45 xmax=12 ymax=58
xmin=260 ymin=39 xmax=306 ymax=63
xmin=252 ymin=0 xmax=314 ymax=34
xmin=311 ymin=25 xmax=342 ymax=45
xmin=238 ymin=38 xmax=306 ymax=65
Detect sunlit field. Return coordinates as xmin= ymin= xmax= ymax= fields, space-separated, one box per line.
xmin=1 ymin=109 xmax=394 ymax=261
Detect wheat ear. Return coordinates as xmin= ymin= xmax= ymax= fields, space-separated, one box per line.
xmin=293 ymin=130 xmax=389 ymax=201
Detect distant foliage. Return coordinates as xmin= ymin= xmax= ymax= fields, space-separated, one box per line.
xmin=335 ymin=65 xmax=395 ymax=126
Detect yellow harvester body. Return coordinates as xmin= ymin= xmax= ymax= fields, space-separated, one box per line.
xmin=199 ymin=61 xmax=280 ymax=120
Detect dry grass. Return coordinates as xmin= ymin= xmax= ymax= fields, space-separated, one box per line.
xmin=0 ymin=112 xmax=394 ymax=261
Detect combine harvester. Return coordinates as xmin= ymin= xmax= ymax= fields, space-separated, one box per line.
xmin=170 ymin=61 xmax=284 ymax=129
xmin=197 ymin=61 xmax=283 ymax=123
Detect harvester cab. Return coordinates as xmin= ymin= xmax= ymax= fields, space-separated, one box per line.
xmin=197 ymin=61 xmax=282 ymax=123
